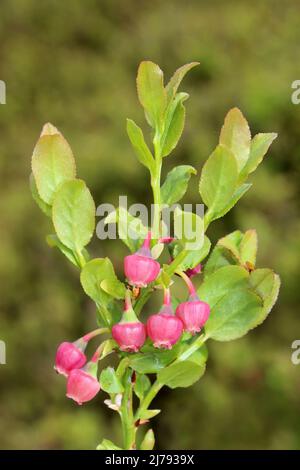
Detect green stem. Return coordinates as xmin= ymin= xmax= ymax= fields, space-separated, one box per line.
xmin=133 ymin=285 xmax=153 ymax=315
xmin=75 ymin=249 xmax=86 ymax=269
xmin=135 ymin=380 xmax=163 ymax=420
xmin=151 ymin=130 xmax=162 ymax=239
xmin=116 ymin=357 xmax=130 ymax=379
xmin=120 ymin=369 xmax=136 ymax=449
xmin=176 ymin=333 xmax=208 ymax=362
xmin=176 ymin=270 xmax=197 ymax=296
xmin=166 ymin=249 xmax=188 ymax=276
xmin=95 ymin=302 xmax=111 ymax=327
xmin=82 ymin=327 xmax=109 ymax=342
xmin=151 ymin=163 xmax=162 ymax=239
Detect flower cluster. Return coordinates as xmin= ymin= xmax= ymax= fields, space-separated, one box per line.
xmin=55 ymin=331 xmax=104 ymax=405
xmin=30 ymin=60 xmax=279 ymax=450
xmin=55 ymin=232 xmax=210 ymax=405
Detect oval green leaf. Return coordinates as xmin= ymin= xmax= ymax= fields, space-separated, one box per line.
xmin=52 ymin=179 xmax=95 ymax=251
xmin=126 ymin=119 xmax=154 ymax=173
xmin=161 ymin=165 xmax=196 ymax=205
xmin=136 ymin=61 xmax=167 ymax=128
xmin=219 ymin=107 xmax=251 ymax=172
xmin=199 ymin=144 xmax=238 ymax=221
xmin=100 ymin=367 xmax=124 ymax=394
xmin=80 ymin=258 xmax=120 ymax=305
xmin=157 ymin=360 xmax=205 ymax=389
xmin=205 ymin=288 xmax=262 ymax=341
xmin=31 ymin=125 xmax=76 ymax=205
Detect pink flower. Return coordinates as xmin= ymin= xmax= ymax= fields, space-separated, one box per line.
xmin=147 ymin=289 xmax=183 ymax=349
xmin=54 ymin=341 xmax=87 ymax=377
xmin=112 ymin=290 xmax=146 ymax=352
xmin=124 ymin=232 xmax=160 ymax=287
xmin=176 ymin=295 xmax=210 ymax=334
xmin=112 ymin=322 xmax=146 ymax=353
xmin=66 ymin=367 xmax=100 ymax=405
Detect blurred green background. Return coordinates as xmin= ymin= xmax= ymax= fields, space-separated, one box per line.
xmin=0 ymin=0 xmax=300 ymax=449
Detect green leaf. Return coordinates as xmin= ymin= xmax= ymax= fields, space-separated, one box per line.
xmin=129 ymin=346 xmax=179 ymax=374
xmin=249 ymin=269 xmax=280 ymax=326
xmin=161 ymin=165 xmax=196 ymax=205
xmin=215 ymin=229 xmax=257 ymax=267
xmin=80 ymin=258 xmax=119 ymax=305
xmin=160 ymin=93 xmax=187 ymax=157
xmin=156 ymin=267 xmax=172 ymax=289
xmin=100 ymin=278 xmax=126 ymax=300
xmin=204 ymin=245 xmax=237 ymax=276
xmin=140 ymin=429 xmax=155 ymax=450
xmin=134 ymin=373 xmax=151 ymax=401
xmin=239 ymin=132 xmax=277 ymax=180
xmin=198 ymin=265 xmax=249 ymax=309
xmin=170 ymin=235 xmax=211 ymax=271
xmin=205 ymin=288 xmax=262 ymax=341
xmin=199 ymin=145 xmax=238 ymax=221
xmin=97 ymin=439 xmax=122 ymax=450
xmin=46 ymin=234 xmax=79 ymax=267
xmin=209 ymin=183 xmax=252 ymax=221
xmin=219 ymin=107 xmax=251 ymax=172
xmin=139 ymin=409 xmax=161 ymax=420
xmin=100 ymin=339 xmax=118 ymax=359
xmin=100 ymin=367 xmax=124 ymax=394
xmin=52 ymin=179 xmax=95 ymax=252
xmin=178 ymin=343 xmax=208 ymax=364
xmin=126 ymin=119 xmax=154 ymax=173
xmin=105 ymin=207 xmax=148 ymax=253
xmin=103 ymin=302 xmax=122 ymax=327
xmin=188 ymin=344 xmax=209 ymax=365
xmin=136 ymin=61 xmax=167 ymax=128
xmin=218 ymin=230 xmax=244 ymax=260
xmin=239 ymin=229 xmax=258 ymax=267
xmin=151 ymin=242 xmax=164 ymax=260
xmin=204 ymin=230 xmax=257 ymax=275
xmin=157 ymin=360 xmax=205 ymax=389
xmin=31 ymin=124 xmax=76 ymax=205
xmin=29 ymin=173 xmax=52 ymax=217
xmin=174 ymin=207 xmax=204 ymax=250
xmin=204 ymin=231 xmax=245 ymax=276
xmin=165 ymin=62 xmax=199 ymax=102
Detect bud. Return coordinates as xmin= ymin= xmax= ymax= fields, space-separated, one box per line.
xmin=66 ymin=362 xmax=100 ymax=405
xmin=147 ymin=289 xmax=183 ymax=349
xmin=54 ymin=340 xmax=87 ymax=377
xmin=124 ymin=232 xmax=160 ymax=287
xmin=140 ymin=429 xmax=155 ymax=450
xmin=176 ymin=294 xmax=210 ymax=334
xmin=112 ymin=291 xmax=146 ymax=352
xmin=185 ymin=263 xmax=202 ymax=278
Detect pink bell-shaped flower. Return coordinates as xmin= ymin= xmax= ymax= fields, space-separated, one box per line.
xmin=176 ymin=295 xmax=210 ymax=334
xmin=124 ymin=232 xmax=160 ymax=287
xmin=175 ymin=272 xmax=210 ymax=334
xmin=112 ymin=291 xmax=146 ymax=352
xmin=54 ymin=328 xmax=108 ymax=377
xmin=54 ymin=340 xmax=87 ymax=377
xmin=66 ymin=361 xmax=100 ymax=405
xmin=147 ymin=289 xmax=183 ymax=349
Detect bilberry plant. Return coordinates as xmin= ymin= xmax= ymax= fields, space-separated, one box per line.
xmin=30 ymin=61 xmax=280 ymax=450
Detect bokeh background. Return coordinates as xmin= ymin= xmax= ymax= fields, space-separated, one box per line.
xmin=0 ymin=0 xmax=300 ymax=449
